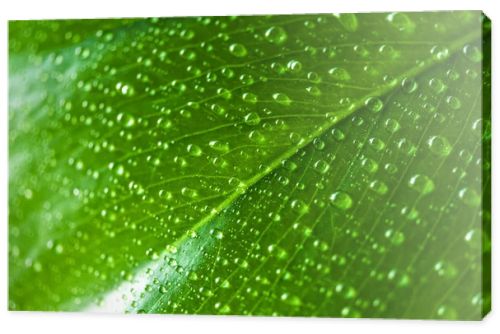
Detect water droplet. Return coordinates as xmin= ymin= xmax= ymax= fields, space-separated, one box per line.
xmin=211 ymin=228 xmax=224 ymax=240
xmin=209 ymin=140 xmax=230 ymax=153
xmin=385 ymin=229 xmax=405 ymax=245
xmin=291 ymin=199 xmax=309 ymax=215
xmin=229 ymin=43 xmax=247 ymax=57
xmin=436 ymin=305 xmax=458 ymax=319
xmin=244 ymin=112 xmax=261 ymax=126
xmin=55 ymin=243 xmax=64 ymax=254
xmin=313 ymin=159 xmax=330 ymax=174
xmin=217 ymin=88 xmax=232 ymax=100
xmin=430 ymin=45 xmax=449 ymax=61
xmin=186 ymin=144 xmax=203 ymax=157
xmin=313 ymin=138 xmax=325 ymax=150
xmin=427 ymin=135 xmax=452 ymax=157
xmin=115 ymin=164 xmax=125 ymax=176
xmin=282 ymin=160 xmax=297 ymax=171
xmin=242 ymin=92 xmax=258 ymax=103
xmin=353 ymin=45 xmax=370 ymax=58
xmin=368 ymin=137 xmax=385 ymax=151
xmin=369 ymin=180 xmax=388 ymax=195
xmin=116 ymin=82 xmax=135 ymax=96
xmin=331 ymin=128 xmax=345 ymax=141
xmin=165 ymin=245 xmax=178 ymax=254
xmin=384 ymin=118 xmax=401 ymax=133
xmin=446 ymin=69 xmax=460 ymax=81
xmin=272 ymin=93 xmax=291 ymax=106
xmin=386 ymin=12 xmax=416 ymax=33
xmin=365 ymin=97 xmax=383 ymax=113
xmin=384 ymin=163 xmax=398 ymax=174
xmin=307 ymin=71 xmax=321 ymax=83
xmin=181 ymin=187 xmax=199 ymax=198
xmin=328 ymin=67 xmax=351 ymax=81
xmin=280 ymin=293 xmax=302 ymax=306
xmin=239 ymin=73 xmax=254 ymax=85
xmin=248 ymin=130 xmax=266 ymax=143
xmin=334 ymin=13 xmax=358 ymax=32
xmin=288 ymin=132 xmax=304 ymax=145
xmin=145 ymin=248 xmax=159 ymax=260
xmin=463 ymin=45 xmax=482 ymax=63
xmin=446 ymin=96 xmax=461 ymax=110
xmin=220 ymin=279 xmax=231 ymax=289
xmin=117 ymin=113 xmax=136 ymax=128
xmin=219 ymin=304 xmax=231 ymax=314
xmin=188 ymin=271 xmax=199 ymax=281
xmin=458 ymin=187 xmax=480 ymax=207
xmin=287 ymin=60 xmax=302 ymax=73
xmin=408 ymin=174 xmax=435 ymax=195
xmin=159 ymin=285 xmax=168 ymax=294
xmin=378 ymin=44 xmax=400 ymax=59
xmin=397 ymin=138 xmax=417 ymax=156
xmin=179 ymin=48 xmax=196 ymax=60
xmin=264 ymin=26 xmax=287 ymax=45
xmin=401 ymin=78 xmax=418 ymax=93
xmin=434 ymin=261 xmax=458 ymax=278
xmin=428 ymin=78 xmax=447 ymax=94
xmin=361 ymin=157 xmax=378 ymax=174
xmin=329 ymin=191 xmax=353 ymax=210
xmin=306 ymin=86 xmax=321 ymax=96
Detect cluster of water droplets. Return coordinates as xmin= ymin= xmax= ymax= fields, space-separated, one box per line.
xmin=8 ymin=11 xmax=487 ymax=319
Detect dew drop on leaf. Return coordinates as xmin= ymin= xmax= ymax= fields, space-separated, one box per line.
xmin=208 ymin=140 xmax=230 ymax=153
xmin=117 ymin=113 xmax=136 ymax=128
xmin=242 ymin=92 xmax=258 ymax=103
xmin=361 ymin=157 xmax=379 ymax=174
xmin=430 ymin=45 xmax=450 ymax=61
xmin=243 ymin=112 xmax=261 ymax=126
xmin=408 ymin=174 xmax=435 ymax=195
xmin=329 ymin=191 xmax=353 ymax=210
xmin=427 ymin=135 xmax=452 ymax=157
xmin=331 ymin=128 xmax=346 ymax=141
xmin=384 ymin=118 xmax=401 ymax=133
xmin=287 ymin=60 xmax=302 ymax=73
xmin=186 ymin=144 xmax=203 ymax=157
xmin=248 ymin=130 xmax=266 ymax=143
xmin=272 ymin=93 xmax=291 ymax=106
xmin=446 ymin=96 xmax=462 ymax=110
xmin=458 ymin=187 xmax=481 ymax=207
xmin=159 ymin=285 xmax=168 ymax=294
xmin=386 ymin=12 xmax=416 ymax=33
xmin=401 ymin=77 xmax=418 ymax=93
xmin=313 ymin=159 xmax=330 ymax=174
xmin=463 ymin=44 xmax=482 ymax=63
xmin=368 ymin=137 xmax=385 ymax=151
xmin=307 ymin=71 xmax=321 ymax=83
xmin=369 ymin=180 xmax=389 ymax=195
xmin=365 ymin=97 xmax=384 ymax=113
xmin=313 ymin=138 xmax=325 ymax=150
xmin=428 ymin=78 xmax=447 ymax=94
xmin=328 ymin=67 xmax=351 ymax=81
xmin=290 ymin=199 xmax=310 ymax=215
xmin=334 ymin=13 xmax=359 ymax=32
xmin=181 ymin=187 xmax=199 ymax=198
xmin=264 ymin=26 xmax=287 ymax=45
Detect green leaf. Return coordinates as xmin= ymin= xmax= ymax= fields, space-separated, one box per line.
xmin=9 ymin=11 xmax=490 ymax=319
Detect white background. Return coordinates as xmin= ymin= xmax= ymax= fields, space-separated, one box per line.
xmin=0 ymin=0 xmax=497 ymax=333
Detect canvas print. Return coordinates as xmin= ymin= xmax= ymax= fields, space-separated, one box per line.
xmin=9 ymin=11 xmax=491 ymax=319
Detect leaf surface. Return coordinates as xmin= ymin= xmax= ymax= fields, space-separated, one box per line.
xmin=9 ymin=11 xmax=490 ymax=319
